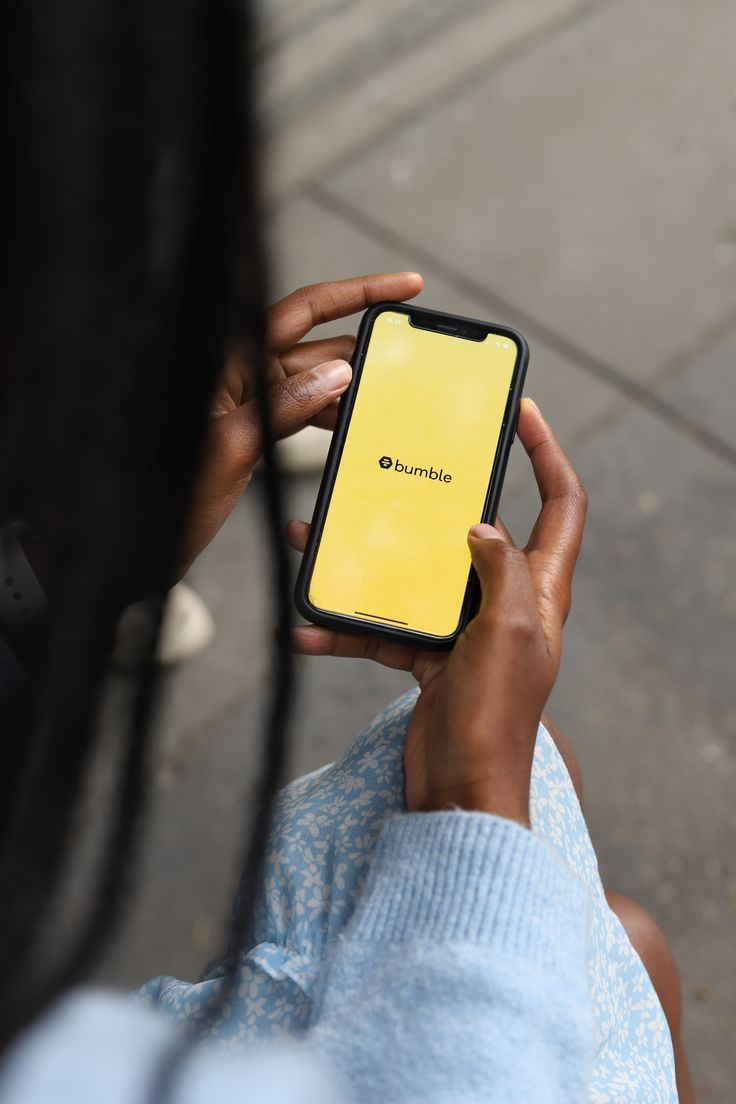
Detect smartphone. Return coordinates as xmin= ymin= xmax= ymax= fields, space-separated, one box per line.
xmin=295 ymin=302 xmax=528 ymax=651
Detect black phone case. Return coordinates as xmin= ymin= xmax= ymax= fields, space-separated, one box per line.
xmin=294 ymin=302 xmax=529 ymax=651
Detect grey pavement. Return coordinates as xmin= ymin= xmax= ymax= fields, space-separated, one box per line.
xmin=96 ymin=3 xmax=736 ymax=1099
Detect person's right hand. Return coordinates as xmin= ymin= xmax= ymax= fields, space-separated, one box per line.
xmin=287 ymin=399 xmax=587 ymax=826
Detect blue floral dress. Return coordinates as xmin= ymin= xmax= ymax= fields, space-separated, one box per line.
xmin=138 ymin=690 xmax=677 ymax=1102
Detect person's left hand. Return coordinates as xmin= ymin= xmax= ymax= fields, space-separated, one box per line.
xmin=178 ymin=271 xmax=423 ymax=573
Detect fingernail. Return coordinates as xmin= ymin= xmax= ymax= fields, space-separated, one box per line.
xmin=521 ymin=396 xmax=539 ymax=413
xmin=314 ymin=359 xmax=352 ymax=390
xmin=468 ymin=523 xmax=503 ymax=541
xmin=400 ymin=270 xmax=423 ymax=280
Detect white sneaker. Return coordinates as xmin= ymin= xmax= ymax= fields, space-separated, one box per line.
xmin=114 ymin=581 xmax=215 ymax=669
xmin=276 ymin=426 xmax=331 ymax=474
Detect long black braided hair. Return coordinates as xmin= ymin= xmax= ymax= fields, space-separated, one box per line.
xmin=0 ymin=0 xmax=293 ymax=1067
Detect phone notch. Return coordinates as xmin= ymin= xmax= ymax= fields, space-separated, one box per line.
xmin=408 ymin=313 xmax=487 ymax=342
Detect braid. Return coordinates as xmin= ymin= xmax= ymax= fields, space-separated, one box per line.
xmin=0 ymin=0 xmax=293 ymax=1066
xmin=147 ymin=5 xmax=297 ymax=1096
xmin=147 ymin=243 xmax=294 ymax=1104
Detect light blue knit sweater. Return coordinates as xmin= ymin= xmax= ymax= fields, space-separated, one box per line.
xmin=0 ymin=811 xmax=593 ymax=1103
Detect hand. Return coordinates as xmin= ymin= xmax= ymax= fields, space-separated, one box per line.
xmin=178 ymin=271 xmax=423 ymax=573
xmin=287 ymin=399 xmax=587 ymax=825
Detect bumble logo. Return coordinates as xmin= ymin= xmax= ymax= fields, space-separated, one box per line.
xmin=378 ymin=455 xmax=452 ymax=483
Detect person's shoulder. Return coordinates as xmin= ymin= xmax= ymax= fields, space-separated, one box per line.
xmin=0 ymin=990 xmax=341 ymax=1104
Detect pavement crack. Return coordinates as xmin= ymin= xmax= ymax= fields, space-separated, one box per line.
xmin=262 ymin=0 xmax=541 ymax=136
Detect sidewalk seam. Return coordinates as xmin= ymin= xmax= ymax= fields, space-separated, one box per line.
xmin=281 ymin=0 xmax=614 ymax=195
xmin=305 ymin=181 xmax=736 ymax=471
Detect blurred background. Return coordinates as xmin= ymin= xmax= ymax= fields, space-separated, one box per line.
xmin=95 ymin=1 xmax=736 ymax=1099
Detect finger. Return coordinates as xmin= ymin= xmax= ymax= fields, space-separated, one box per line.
xmin=286 ymin=519 xmax=310 ymax=553
xmin=467 ymin=525 xmax=537 ymax=625
xmin=517 ymin=398 xmax=587 ymax=623
xmin=241 ymin=358 xmax=352 ymax=448
xmin=280 ymin=335 xmax=356 ymax=376
xmin=267 ymin=272 xmax=423 ymax=351
xmin=267 ymin=359 xmax=352 ymax=436
xmin=219 ymin=360 xmax=351 ymax=476
xmin=291 ymin=624 xmax=417 ymax=672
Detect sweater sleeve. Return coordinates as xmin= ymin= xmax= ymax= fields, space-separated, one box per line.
xmin=307 ymin=810 xmax=594 ymax=1104
xmin=0 ymin=812 xmax=594 ymax=1104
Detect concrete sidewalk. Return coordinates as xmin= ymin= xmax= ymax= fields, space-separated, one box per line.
xmin=97 ymin=2 xmax=736 ymax=1098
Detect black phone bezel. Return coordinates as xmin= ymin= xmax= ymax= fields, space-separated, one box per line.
xmin=294 ymin=301 xmax=529 ymax=652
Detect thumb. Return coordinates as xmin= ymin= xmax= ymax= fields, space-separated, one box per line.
xmin=268 ymin=359 xmax=352 ymax=438
xmin=467 ymin=523 xmax=533 ymax=618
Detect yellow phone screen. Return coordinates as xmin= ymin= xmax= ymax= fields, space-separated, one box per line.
xmin=308 ymin=311 xmax=518 ymax=639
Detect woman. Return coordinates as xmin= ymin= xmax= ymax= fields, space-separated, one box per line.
xmin=0 ymin=2 xmax=692 ymax=1101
